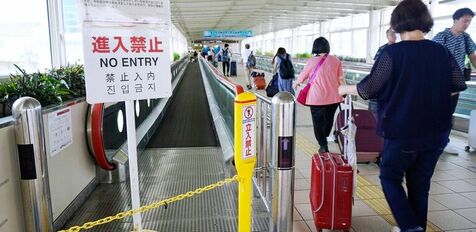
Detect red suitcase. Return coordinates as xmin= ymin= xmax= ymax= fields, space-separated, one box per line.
xmin=335 ymin=109 xmax=383 ymax=163
xmin=253 ymin=76 xmax=266 ymax=89
xmin=310 ymin=152 xmax=353 ymax=232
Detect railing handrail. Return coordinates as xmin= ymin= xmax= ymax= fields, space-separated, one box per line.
xmin=255 ymin=91 xmax=272 ymax=105
xmin=256 ymin=55 xmax=476 ymax=106
xmin=200 ymin=56 xmax=244 ymax=95
xmin=170 ymin=54 xmax=188 ymax=68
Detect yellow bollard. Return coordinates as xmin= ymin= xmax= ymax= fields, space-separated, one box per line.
xmin=234 ymin=92 xmax=257 ymax=232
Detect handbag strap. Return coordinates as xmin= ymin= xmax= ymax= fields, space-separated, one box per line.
xmin=308 ymin=54 xmax=328 ymax=84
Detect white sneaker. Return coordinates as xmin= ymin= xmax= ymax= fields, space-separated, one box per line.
xmin=443 ymin=144 xmax=459 ymax=155
xmin=391 ymin=226 xmax=401 ymax=232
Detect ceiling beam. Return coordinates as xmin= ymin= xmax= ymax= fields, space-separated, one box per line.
xmin=170 ymin=0 xmax=399 ymax=41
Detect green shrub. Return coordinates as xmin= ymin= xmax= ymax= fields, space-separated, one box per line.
xmin=49 ymin=64 xmax=85 ymax=98
xmin=0 ymin=64 xmax=86 ymax=117
xmin=173 ymin=52 xmax=180 ymax=61
xmin=255 ymin=50 xmax=263 ymax=56
xmin=264 ymin=51 xmax=274 ymax=57
xmin=295 ymin=53 xmax=312 ymax=59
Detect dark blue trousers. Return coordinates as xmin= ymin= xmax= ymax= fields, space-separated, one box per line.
xmin=379 ymin=139 xmax=444 ymax=232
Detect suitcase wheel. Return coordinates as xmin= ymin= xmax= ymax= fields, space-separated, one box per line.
xmin=465 ymin=146 xmax=471 ymax=152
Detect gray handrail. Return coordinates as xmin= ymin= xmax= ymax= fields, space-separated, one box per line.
xmin=254 ymin=55 xmax=476 ymax=116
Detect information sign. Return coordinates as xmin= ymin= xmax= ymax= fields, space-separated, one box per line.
xmin=48 ymin=108 xmax=73 ymax=157
xmin=241 ymin=105 xmax=256 ymax=159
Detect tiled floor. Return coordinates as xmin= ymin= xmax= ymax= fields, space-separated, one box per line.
xmin=220 ymin=60 xmax=476 ymax=232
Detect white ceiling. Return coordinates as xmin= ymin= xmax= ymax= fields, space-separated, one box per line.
xmin=170 ymin=0 xmax=400 ymax=41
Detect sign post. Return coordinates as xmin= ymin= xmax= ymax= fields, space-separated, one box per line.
xmin=234 ymin=92 xmax=257 ymax=232
xmin=78 ymin=1 xmax=173 ymax=231
xmin=125 ymin=100 xmax=142 ymax=230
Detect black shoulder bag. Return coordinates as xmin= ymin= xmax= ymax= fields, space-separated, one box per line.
xmin=443 ymin=33 xmax=471 ymax=81
xmin=463 ymin=34 xmax=472 ymax=81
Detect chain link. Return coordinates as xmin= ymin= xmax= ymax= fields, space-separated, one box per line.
xmin=59 ymin=175 xmax=238 ymax=232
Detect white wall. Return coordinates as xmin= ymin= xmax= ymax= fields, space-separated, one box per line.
xmin=0 ymin=100 xmax=96 ymax=232
xmin=0 ymin=124 xmax=25 ymax=232
xmin=44 ymin=101 xmax=96 ymax=220
xmin=171 ymin=24 xmax=190 ymax=59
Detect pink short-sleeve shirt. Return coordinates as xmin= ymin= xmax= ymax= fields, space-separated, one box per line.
xmin=297 ymin=55 xmax=344 ymax=105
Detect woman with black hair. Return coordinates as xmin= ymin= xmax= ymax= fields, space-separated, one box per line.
xmin=293 ymin=37 xmax=345 ymax=153
xmin=272 ymin=47 xmax=295 ymax=95
xmin=339 ymin=0 xmax=467 ymax=231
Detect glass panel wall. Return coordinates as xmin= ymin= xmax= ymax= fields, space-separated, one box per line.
xmin=0 ymin=0 xmax=189 ymax=78
xmin=0 ymin=1 xmax=51 ymax=76
xmin=63 ymin=0 xmax=83 ymax=64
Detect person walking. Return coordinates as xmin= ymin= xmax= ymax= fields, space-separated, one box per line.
xmin=272 ymin=47 xmax=295 ymax=95
xmin=207 ymin=48 xmax=213 ymax=62
xmin=220 ymin=43 xmax=232 ymax=76
xmin=374 ymin=28 xmax=397 ymax=61
xmin=338 ymin=0 xmax=467 ymax=231
xmin=433 ymin=7 xmax=476 ymax=154
xmin=369 ymin=28 xmax=397 ymax=115
xmin=241 ymin=43 xmax=253 ymax=89
xmin=293 ymin=37 xmax=345 ymax=152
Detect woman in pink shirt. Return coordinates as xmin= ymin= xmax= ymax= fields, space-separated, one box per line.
xmin=293 ymin=37 xmax=345 ymax=152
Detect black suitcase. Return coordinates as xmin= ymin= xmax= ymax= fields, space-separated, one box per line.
xmin=230 ymin=61 xmax=237 ymax=76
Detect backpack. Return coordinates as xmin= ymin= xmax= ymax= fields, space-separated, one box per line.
xmin=246 ymin=51 xmax=256 ymax=68
xmin=279 ymin=54 xmax=295 ymax=79
xmin=266 ymin=74 xmax=279 ymax=97
xmin=221 ymin=48 xmax=230 ymax=62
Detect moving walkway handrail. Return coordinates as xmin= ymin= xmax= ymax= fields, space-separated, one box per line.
xmin=200 ymin=56 xmax=244 ymax=95
xmin=255 ymin=55 xmax=476 ymax=113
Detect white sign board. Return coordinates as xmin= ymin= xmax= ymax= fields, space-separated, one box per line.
xmin=78 ymin=0 xmax=172 ymax=104
xmin=48 ymin=108 xmax=73 ymax=157
xmin=78 ymin=1 xmax=172 ymax=230
xmin=241 ymin=105 xmax=256 ymax=159
xmin=82 ymin=26 xmax=172 ymax=103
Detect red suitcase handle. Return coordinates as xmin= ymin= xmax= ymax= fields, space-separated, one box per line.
xmin=312 ymin=153 xmax=339 ymax=230
xmin=312 ymin=153 xmax=327 ymax=212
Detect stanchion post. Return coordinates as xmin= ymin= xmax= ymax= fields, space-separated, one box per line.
xmin=269 ymin=92 xmax=295 ymax=232
xmin=12 ymin=97 xmax=54 ymax=232
xmin=125 ymin=100 xmax=143 ymax=231
xmin=234 ymin=92 xmax=257 ymax=232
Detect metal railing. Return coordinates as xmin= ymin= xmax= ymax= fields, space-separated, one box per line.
xmin=255 ymin=55 xmax=476 ymax=120
xmin=200 ymin=56 xmax=244 ymax=135
xmin=200 ymin=56 xmax=297 ymax=231
xmin=254 ymin=92 xmax=272 ymax=212
xmin=253 ymin=91 xmax=296 ymax=232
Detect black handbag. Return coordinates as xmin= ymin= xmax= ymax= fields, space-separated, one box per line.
xmin=464 ymin=67 xmax=472 ymax=81
xmin=266 ymin=74 xmax=279 ymax=97
xmin=444 ymin=33 xmax=472 ymax=81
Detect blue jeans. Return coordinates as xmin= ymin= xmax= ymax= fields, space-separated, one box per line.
xmin=277 ymin=77 xmax=294 ymax=95
xmin=379 ymin=139 xmax=444 ymax=232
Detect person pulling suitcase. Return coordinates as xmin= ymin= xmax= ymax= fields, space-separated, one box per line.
xmin=309 ymin=95 xmax=356 ymax=232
